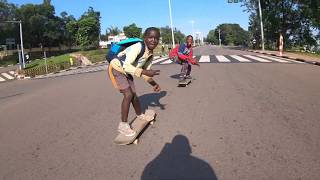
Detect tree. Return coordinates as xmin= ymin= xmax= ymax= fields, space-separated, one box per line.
xmin=0 ymin=0 xmax=18 ymax=46
xmin=160 ymin=26 xmax=185 ymax=45
xmin=243 ymin=0 xmax=319 ymax=49
xmin=206 ymin=29 xmax=218 ymax=44
xmin=106 ymin=26 xmax=121 ymax=37
xmin=66 ymin=19 xmax=78 ymax=44
xmin=123 ymin=23 xmax=142 ymax=38
xmin=207 ymin=24 xmax=248 ymax=46
xmin=60 ymin=11 xmax=76 ymax=47
xmin=174 ymin=28 xmax=185 ymax=44
xmin=15 ymin=0 xmax=63 ymax=48
xmin=76 ymin=7 xmax=100 ymax=49
xmin=1 ymin=1 xmax=101 ymax=50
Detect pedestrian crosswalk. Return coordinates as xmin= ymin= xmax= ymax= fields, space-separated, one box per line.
xmin=0 ymin=71 xmax=16 ymax=82
xmin=152 ymin=54 xmax=303 ymax=65
xmin=0 ymin=54 xmax=307 ymax=82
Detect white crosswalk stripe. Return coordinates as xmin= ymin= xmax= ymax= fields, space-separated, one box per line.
xmin=1 ymin=72 xmax=14 ymax=80
xmin=9 ymin=71 xmax=15 ymax=75
xmin=216 ymin=55 xmax=231 ymax=62
xmin=230 ymin=55 xmax=251 ymax=62
xmin=0 ymin=76 xmax=5 ymax=82
xmin=152 ymin=57 xmax=169 ymax=64
xmin=257 ymin=55 xmax=290 ymax=63
xmin=244 ymin=55 xmax=272 ymax=62
xmin=199 ymin=55 xmax=210 ymax=62
xmin=160 ymin=59 xmax=173 ymax=64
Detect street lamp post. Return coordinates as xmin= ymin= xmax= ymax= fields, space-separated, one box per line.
xmin=218 ymin=29 xmax=221 ymax=46
xmin=258 ymin=0 xmax=265 ymax=51
xmin=168 ymin=0 xmax=175 ymax=48
xmin=190 ymin=20 xmax=195 ymax=45
xmin=4 ymin=20 xmax=25 ymax=69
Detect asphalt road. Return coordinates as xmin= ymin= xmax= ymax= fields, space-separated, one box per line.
xmin=1 ymin=46 xmax=319 ymax=180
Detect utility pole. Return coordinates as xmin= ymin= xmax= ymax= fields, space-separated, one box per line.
xmin=19 ymin=20 xmax=26 ymax=68
xmin=258 ymin=0 xmax=265 ymax=51
xmin=168 ymin=0 xmax=175 ymax=48
xmin=4 ymin=20 xmax=25 ymax=68
xmin=190 ymin=20 xmax=195 ymax=45
xmin=218 ymin=29 xmax=221 ymax=46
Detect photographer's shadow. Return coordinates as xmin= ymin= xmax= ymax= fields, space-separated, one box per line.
xmin=139 ymin=91 xmax=167 ymax=111
xmin=141 ymin=135 xmax=218 ymax=180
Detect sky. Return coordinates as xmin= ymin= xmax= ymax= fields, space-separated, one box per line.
xmin=9 ymin=0 xmax=250 ymax=37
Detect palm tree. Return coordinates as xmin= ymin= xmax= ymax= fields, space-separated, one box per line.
xmin=106 ymin=26 xmax=121 ymax=37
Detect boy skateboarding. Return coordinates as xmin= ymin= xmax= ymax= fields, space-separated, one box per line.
xmin=169 ymin=35 xmax=199 ymax=82
xmin=108 ymin=27 xmax=161 ymax=137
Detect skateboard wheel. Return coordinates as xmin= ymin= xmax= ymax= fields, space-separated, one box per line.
xmin=150 ymin=121 xmax=154 ymax=125
xmin=133 ymin=139 xmax=139 ymax=145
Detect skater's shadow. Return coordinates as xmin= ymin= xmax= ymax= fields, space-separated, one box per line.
xmin=170 ymin=73 xmax=180 ymax=80
xmin=141 ymin=135 xmax=218 ymax=180
xmin=139 ymin=91 xmax=167 ymax=111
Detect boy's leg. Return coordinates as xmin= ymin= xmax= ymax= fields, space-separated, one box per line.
xmin=121 ymin=88 xmax=133 ymax=122
xmin=118 ymin=88 xmax=136 ymax=136
xmin=128 ymin=75 xmax=153 ymax=121
xmin=185 ymin=63 xmax=192 ymax=79
xmin=124 ymin=74 xmax=142 ymax=116
xmin=180 ymin=62 xmax=188 ymax=81
xmin=132 ymin=94 xmax=142 ymax=116
xmin=109 ymin=66 xmax=136 ymax=136
xmin=186 ymin=63 xmax=192 ymax=76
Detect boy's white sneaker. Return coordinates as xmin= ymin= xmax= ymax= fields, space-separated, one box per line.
xmin=118 ymin=122 xmax=136 ymax=137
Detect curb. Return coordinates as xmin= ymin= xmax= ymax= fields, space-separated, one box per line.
xmin=17 ymin=62 xmax=107 ymax=80
xmin=247 ymin=50 xmax=320 ymax=66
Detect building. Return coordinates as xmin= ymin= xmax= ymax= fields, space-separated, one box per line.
xmin=99 ymin=33 xmax=127 ymax=48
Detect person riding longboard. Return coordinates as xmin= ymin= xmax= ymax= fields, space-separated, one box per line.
xmin=107 ymin=27 xmax=161 ymax=137
xmin=169 ymin=35 xmax=199 ymax=83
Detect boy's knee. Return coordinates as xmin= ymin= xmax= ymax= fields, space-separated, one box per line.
xmin=122 ymin=89 xmax=134 ymax=100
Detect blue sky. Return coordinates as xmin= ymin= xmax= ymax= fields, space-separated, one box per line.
xmin=10 ymin=0 xmax=250 ymax=36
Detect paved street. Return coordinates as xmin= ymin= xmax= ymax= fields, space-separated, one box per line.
xmin=1 ymin=46 xmax=319 ymax=180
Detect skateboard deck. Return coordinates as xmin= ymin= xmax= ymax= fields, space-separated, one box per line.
xmin=178 ymin=79 xmax=191 ymax=87
xmin=114 ymin=109 xmax=156 ymax=145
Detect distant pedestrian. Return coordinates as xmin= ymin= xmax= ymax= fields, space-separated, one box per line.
xmin=161 ymin=44 xmax=165 ymax=57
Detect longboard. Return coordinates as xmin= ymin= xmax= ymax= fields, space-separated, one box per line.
xmin=114 ymin=109 xmax=156 ymax=145
xmin=178 ymin=79 xmax=191 ymax=87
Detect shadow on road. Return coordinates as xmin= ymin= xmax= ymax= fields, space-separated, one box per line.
xmin=141 ymin=135 xmax=218 ymax=180
xmin=139 ymin=91 xmax=167 ymax=111
xmin=0 ymin=93 xmax=24 ymax=100
xmin=170 ymin=73 xmax=180 ymax=80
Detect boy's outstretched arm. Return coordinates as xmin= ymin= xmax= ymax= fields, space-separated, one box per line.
xmin=142 ymin=60 xmax=161 ymax=92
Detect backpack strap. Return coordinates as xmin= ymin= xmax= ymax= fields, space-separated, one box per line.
xmin=136 ymin=42 xmax=145 ymax=60
xmin=116 ymin=41 xmax=145 ymax=66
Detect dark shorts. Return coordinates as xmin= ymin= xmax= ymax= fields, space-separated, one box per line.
xmin=108 ymin=65 xmax=136 ymax=93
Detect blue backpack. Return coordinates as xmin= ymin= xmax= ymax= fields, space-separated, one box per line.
xmin=106 ymin=38 xmax=145 ymax=63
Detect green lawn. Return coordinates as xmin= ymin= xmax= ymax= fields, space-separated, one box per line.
xmin=79 ymin=49 xmax=107 ymax=63
xmin=25 ymin=54 xmax=72 ymax=69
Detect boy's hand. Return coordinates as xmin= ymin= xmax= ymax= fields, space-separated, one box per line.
xmin=153 ymin=84 xmax=161 ymax=92
xmin=189 ymin=58 xmax=200 ymax=66
xmin=142 ymin=69 xmax=160 ymax=77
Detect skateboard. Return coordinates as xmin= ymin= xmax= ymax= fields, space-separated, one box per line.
xmin=113 ymin=109 xmax=156 ymax=145
xmin=178 ymin=79 xmax=191 ymax=87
